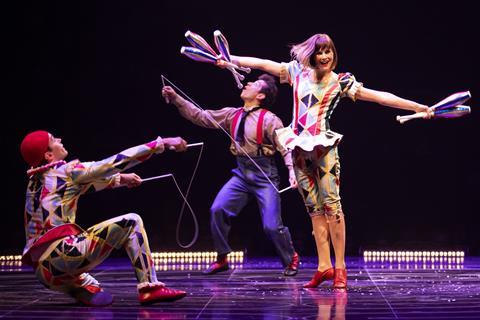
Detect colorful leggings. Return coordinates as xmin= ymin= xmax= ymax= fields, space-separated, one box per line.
xmin=35 ymin=213 xmax=157 ymax=293
xmin=293 ymin=146 xmax=343 ymax=218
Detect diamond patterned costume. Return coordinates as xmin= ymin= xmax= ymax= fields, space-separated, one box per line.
xmin=23 ymin=137 xmax=165 ymax=293
xmin=278 ymin=61 xmax=362 ymax=216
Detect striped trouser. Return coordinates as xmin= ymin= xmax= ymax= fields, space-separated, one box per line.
xmin=35 ymin=213 xmax=157 ymax=293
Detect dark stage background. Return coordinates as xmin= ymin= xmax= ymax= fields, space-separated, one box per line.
xmin=3 ymin=1 xmax=477 ymax=257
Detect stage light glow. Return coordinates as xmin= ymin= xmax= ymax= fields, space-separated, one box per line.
xmin=362 ymin=250 xmax=465 ymax=270
xmin=362 ymin=250 xmax=464 ymax=258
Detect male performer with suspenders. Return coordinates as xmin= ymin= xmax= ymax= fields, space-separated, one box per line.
xmin=162 ymin=74 xmax=300 ymax=276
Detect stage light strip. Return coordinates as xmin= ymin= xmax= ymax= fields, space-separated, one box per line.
xmin=363 ymin=250 xmax=465 ymax=257
xmin=363 ymin=256 xmax=464 ymax=263
xmin=0 ymin=251 xmax=244 ymax=262
xmin=362 ymin=250 xmax=465 ymax=269
xmin=0 ymin=255 xmax=22 ymax=261
xmin=151 ymin=251 xmax=244 ymax=258
xmin=152 ymin=251 xmax=244 ymax=266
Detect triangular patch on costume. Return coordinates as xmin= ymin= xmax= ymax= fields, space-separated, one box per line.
xmin=40 ymin=186 xmax=50 ymax=200
xmin=298 ymin=113 xmax=308 ymax=126
xmin=307 ymin=123 xmax=317 ymax=136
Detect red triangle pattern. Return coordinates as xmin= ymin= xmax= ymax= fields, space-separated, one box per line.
xmin=145 ymin=141 xmax=157 ymax=149
xmin=308 ymin=176 xmax=315 ymax=189
xmin=307 ymin=123 xmax=317 ymax=135
xmin=74 ymin=163 xmax=85 ymax=169
xmin=99 ymin=242 xmax=113 ymax=258
xmin=88 ymin=239 xmax=99 ymax=253
xmin=298 ymin=113 xmax=308 ymax=126
xmin=40 ymin=187 xmax=50 ymax=200
xmin=42 ymin=268 xmax=52 ymax=283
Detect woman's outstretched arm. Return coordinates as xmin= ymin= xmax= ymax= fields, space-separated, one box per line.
xmin=356 ymin=86 xmax=430 ymax=114
xmin=226 ymin=55 xmax=283 ymax=77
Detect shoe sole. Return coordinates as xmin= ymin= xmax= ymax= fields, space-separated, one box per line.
xmin=140 ymin=292 xmax=187 ymax=305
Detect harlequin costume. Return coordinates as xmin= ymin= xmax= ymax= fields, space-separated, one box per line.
xmin=277 ymin=61 xmax=362 ymax=218
xmin=174 ymin=101 xmax=299 ymax=276
xmin=20 ymin=131 xmax=186 ymax=305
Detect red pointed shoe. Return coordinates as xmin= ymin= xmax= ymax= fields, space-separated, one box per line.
xmin=333 ymin=268 xmax=347 ymax=289
xmin=138 ymin=282 xmax=186 ymax=305
xmin=303 ymin=267 xmax=335 ymax=288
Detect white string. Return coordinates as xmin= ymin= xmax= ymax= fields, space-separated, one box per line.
xmin=120 ymin=141 xmax=204 ymax=248
xmin=133 ymin=173 xmax=200 ymax=248
xmin=176 ymin=141 xmax=204 ymax=248
xmin=161 ymin=74 xmax=290 ymax=194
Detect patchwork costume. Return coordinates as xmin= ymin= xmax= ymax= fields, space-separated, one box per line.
xmin=277 ymin=61 xmax=363 ymax=217
xmin=176 ymin=103 xmax=297 ymax=268
xmin=22 ymin=136 xmax=185 ymax=304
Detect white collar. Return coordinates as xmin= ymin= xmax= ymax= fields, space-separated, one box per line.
xmin=243 ymin=105 xmax=261 ymax=112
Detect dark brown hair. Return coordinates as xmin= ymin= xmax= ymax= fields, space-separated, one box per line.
xmin=258 ymin=74 xmax=278 ymax=108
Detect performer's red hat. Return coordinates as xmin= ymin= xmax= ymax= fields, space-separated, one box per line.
xmin=20 ymin=130 xmax=50 ymax=167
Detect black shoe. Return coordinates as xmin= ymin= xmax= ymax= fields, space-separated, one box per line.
xmin=283 ymin=252 xmax=299 ymax=276
xmin=203 ymin=260 xmax=229 ymax=275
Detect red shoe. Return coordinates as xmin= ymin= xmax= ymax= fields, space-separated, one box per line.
xmin=303 ymin=268 xmax=335 ymax=288
xmin=333 ymin=268 xmax=347 ymax=289
xmin=70 ymin=284 xmax=113 ymax=306
xmin=284 ymin=252 xmax=299 ymax=276
xmin=138 ymin=282 xmax=186 ymax=305
xmin=203 ymin=256 xmax=229 ymax=275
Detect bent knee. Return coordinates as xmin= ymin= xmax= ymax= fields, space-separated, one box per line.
xmin=210 ymin=205 xmax=220 ymax=214
xmin=211 ymin=203 xmax=229 ymax=216
xmin=121 ymin=213 xmax=144 ymax=227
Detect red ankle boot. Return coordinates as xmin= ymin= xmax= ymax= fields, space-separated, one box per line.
xmin=303 ymin=267 xmax=335 ymax=288
xmin=138 ymin=282 xmax=186 ymax=305
xmin=333 ymin=268 xmax=347 ymax=289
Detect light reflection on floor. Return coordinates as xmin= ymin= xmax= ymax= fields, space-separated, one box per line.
xmin=0 ymin=256 xmax=479 ymax=319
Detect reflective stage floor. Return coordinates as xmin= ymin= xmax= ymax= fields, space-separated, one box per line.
xmin=1 ymin=256 xmax=479 ymax=319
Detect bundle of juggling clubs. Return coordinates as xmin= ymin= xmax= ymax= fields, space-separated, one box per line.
xmin=181 ymin=30 xmax=251 ymax=89
xmin=397 ymin=91 xmax=471 ymax=123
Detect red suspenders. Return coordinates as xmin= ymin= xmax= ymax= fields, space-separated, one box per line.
xmin=256 ymin=109 xmax=268 ymax=145
xmin=230 ymin=109 xmax=243 ymax=139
